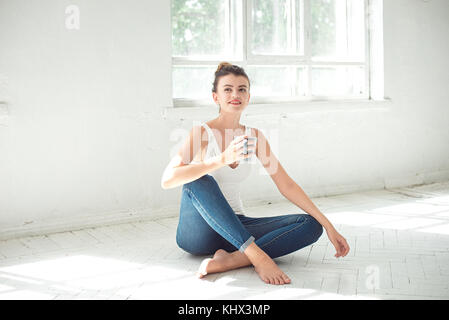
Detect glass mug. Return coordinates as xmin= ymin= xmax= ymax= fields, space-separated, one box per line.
xmin=234 ymin=135 xmax=257 ymax=163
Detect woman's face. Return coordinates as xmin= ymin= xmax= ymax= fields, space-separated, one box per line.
xmin=212 ymin=74 xmax=250 ymax=112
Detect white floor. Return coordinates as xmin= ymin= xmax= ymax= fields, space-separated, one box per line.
xmin=1 ymin=182 xmax=449 ymax=300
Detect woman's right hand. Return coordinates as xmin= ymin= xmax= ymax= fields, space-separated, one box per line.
xmin=220 ymin=135 xmax=256 ymax=165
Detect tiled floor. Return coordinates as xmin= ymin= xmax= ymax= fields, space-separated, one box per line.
xmin=1 ymin=182 xmax=449 ymax=300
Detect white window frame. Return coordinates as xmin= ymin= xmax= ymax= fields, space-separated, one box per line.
xmin=172 ymin=0 xmax=373 ymax=107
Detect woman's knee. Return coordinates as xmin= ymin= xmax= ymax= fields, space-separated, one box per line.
xmin=176 ymin=233 xmax=210 ymax=256
xmin=175 ymin=227 xmax=221 ymax=256
xmin=185 ymin=174 xmax=218 ymax=192
xmin=306 ymin=215 xmax=323 ymax=243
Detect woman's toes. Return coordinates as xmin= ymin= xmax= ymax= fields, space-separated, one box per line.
xmin=197 ymin=258 xmax=212 ymax=278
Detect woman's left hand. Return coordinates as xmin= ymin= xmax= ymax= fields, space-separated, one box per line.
xmin=326 ymin=228 xmax=350 ymax=258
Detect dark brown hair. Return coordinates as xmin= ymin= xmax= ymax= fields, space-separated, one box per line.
xmin=212 ymin=62 xmax=250 ymax=93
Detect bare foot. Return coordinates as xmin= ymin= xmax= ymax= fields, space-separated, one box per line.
xmin=253 ymin=256 xmax=291 ymax=285
xmin=196 ymin=246 xmax=291 ymax=285
xmin=197 ymin=249 xmax=233 ymax=278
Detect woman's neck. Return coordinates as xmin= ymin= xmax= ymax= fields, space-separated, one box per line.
xmin=214 ymin=112 xmax=243 ymax=130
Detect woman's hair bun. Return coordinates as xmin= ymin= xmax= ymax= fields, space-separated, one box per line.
xmin=212 ymin=62 xmax=250 ymax=95
xmin=216 ymin=62 xmax=233 ymax=74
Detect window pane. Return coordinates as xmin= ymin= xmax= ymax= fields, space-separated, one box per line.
xmin=296 ymin=67 xmax=307 ymax=96
xmin=251 ymin=0 xmax=303 ymax=55
xmin=172 ymin=0 xmax=228 ymax=57
xmin=173 ymin=66 xmax=216 ymax=99
xmin=311 ymin=66 xmax=365 ymax=96
xmin=247 ymin=66 xmax=303 ymax=97
xmin=311 ymin=0 xmax=365 ymax=61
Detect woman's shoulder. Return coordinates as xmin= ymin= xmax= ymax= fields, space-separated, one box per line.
xmin=190 ymin=124 xmax=207 ymax=139
xmin=248 ymin=126 xmax=267 ymax=135
xmin=247 ymin=125 xmax=259 ymax=136
xmin=247 ymin=127 xmax=271 ymax=145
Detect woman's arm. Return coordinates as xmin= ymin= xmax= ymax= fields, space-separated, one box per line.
xmin=254 ymin=128 xmax=350 ymax=257
xmin=254 ymin=128 xmax=333 ymax=229
xmin=277 ymin=175 xmax=351 ymax=258
xmin=161 ymin=126 xmax=249 ymax=189
xmin=279 ymin=182 xmax=334 ymax=231
xmin=161 ymin=154 xmax=225 ymax=189
xmin=161 ymin=125 xmax=225 ymax=189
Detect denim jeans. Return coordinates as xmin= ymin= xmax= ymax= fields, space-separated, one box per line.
xmin=176 ymin=175 xmax=323 ymax=258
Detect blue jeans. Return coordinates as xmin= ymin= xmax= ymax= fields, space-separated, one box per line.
xmin=176 ymin=175 xmax=323 ymax=258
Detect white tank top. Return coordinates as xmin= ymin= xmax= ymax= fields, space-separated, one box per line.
xmin=191 ymin=123 xmax=256 ymax=214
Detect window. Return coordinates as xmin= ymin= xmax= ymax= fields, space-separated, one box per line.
xmin=171 ymin=0 xmax=369 ymax=106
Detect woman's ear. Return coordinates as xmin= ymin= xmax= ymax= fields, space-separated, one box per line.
xmin=212 ymin=91 xmax=218 ymax=104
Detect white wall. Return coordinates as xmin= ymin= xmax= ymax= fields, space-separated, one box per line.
xmin=1 ymin=0 xmax=448 ymax=239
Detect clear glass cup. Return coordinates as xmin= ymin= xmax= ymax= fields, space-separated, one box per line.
xmin=235 ymin=135 xmax=257 ymax=163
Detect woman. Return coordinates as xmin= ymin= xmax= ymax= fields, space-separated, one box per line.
xmin=161 ymin=62 xmax=350 ymax=285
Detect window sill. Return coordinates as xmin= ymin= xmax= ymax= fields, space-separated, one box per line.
xmin=161 ymin=98 xmax=392 ymax=121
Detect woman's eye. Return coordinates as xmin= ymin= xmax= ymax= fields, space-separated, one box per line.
xmin=224 ymin=88 xmax=246 ymax=92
